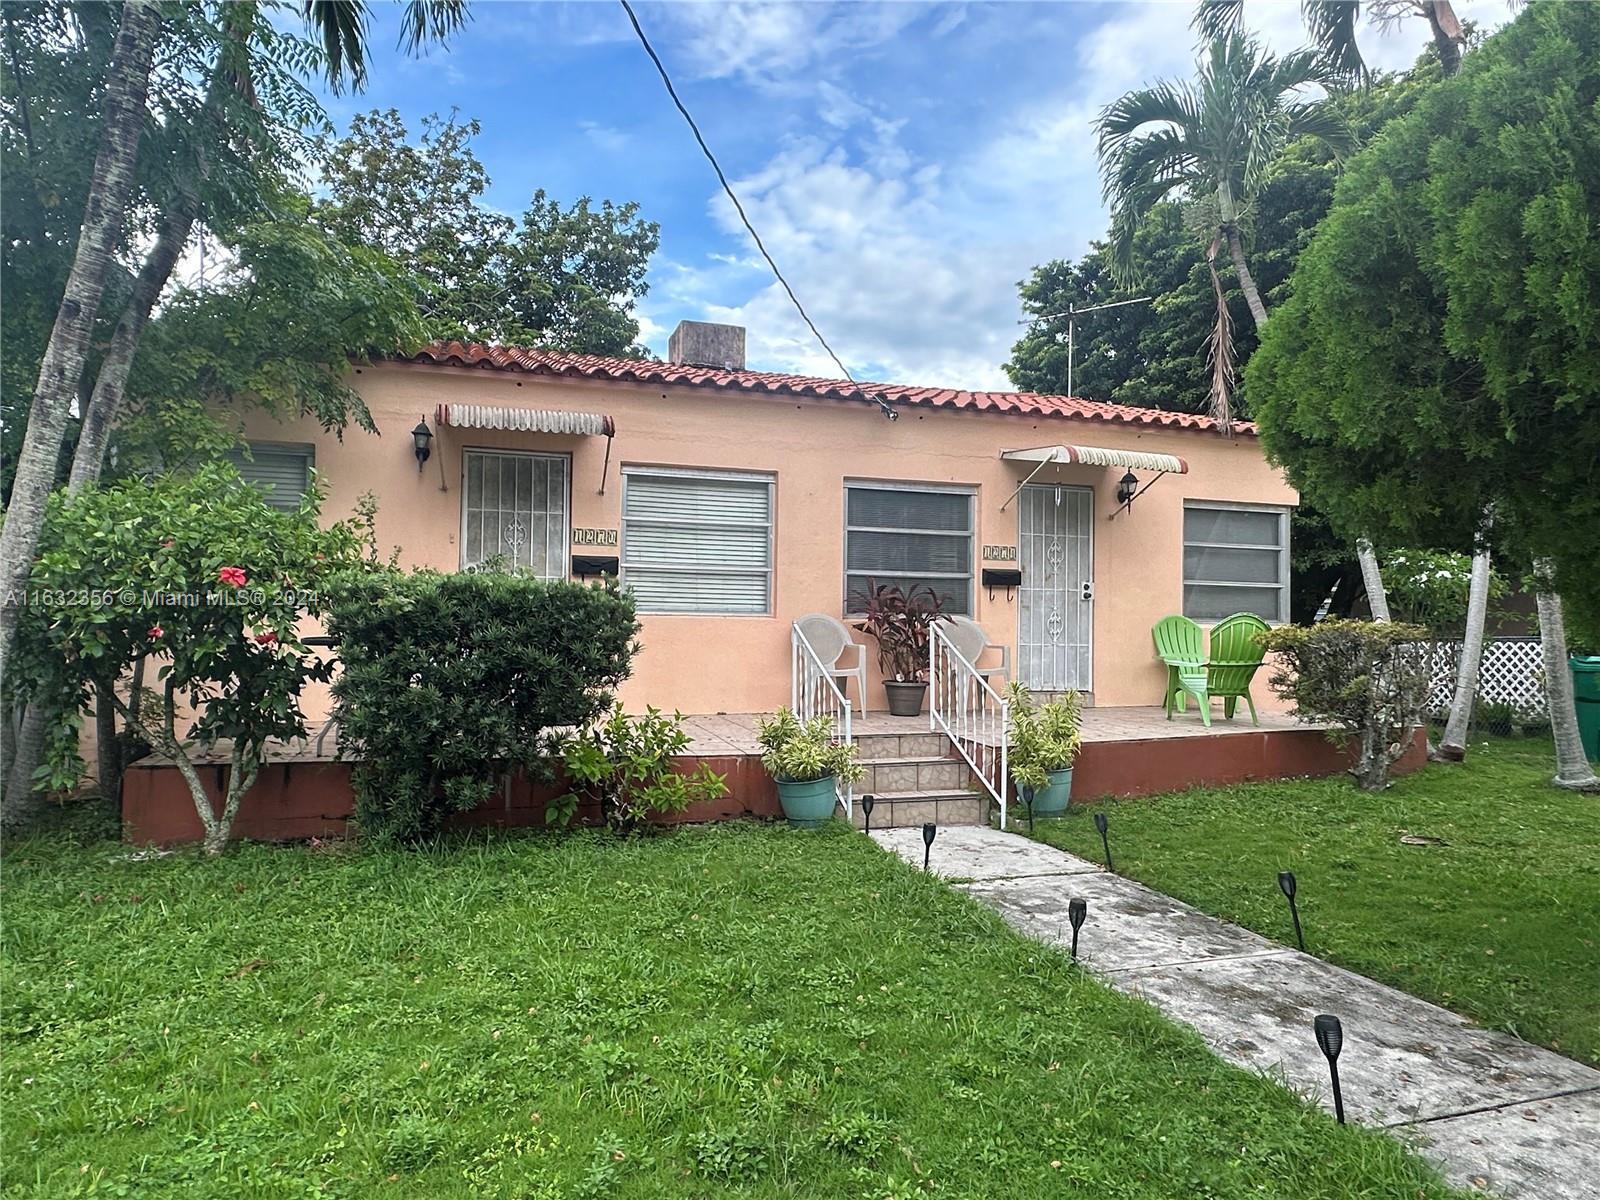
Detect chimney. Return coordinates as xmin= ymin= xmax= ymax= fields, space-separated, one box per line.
xmin=668 ymin=320 xmax=746 ymax=371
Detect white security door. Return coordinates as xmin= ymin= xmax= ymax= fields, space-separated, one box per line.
xmin=1017 ymin=485 xmax=1093 ymax=691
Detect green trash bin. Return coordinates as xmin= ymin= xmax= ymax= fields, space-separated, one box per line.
xmin=1571 ymin=656 xmax=1600 ymax=763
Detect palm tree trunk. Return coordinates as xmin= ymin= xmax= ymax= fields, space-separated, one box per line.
xmin=1438 ymin=541 xmax=1491 ymax=761
xmin=1356 ymin=539 xmax=1391 ymax=621
xmin=70 ymin=208 xmax=199 ymax=486
xmin=1533 ymin=564 xmax=1599 ymax=791
xmin=1203 ymin=231 xmax=1237 ymax=434
xmin=2 ymin=197 xmax=199 ymax=832
xmin=1423 ymin=1 xmax=1464 ymax=77
xmin=0 ymin=0 xmax=160 ymax=677
xmin=1225 ymin=226 xmax=1269 ymax=330
xmin=1 ymin=19 xmax=237 ymax=831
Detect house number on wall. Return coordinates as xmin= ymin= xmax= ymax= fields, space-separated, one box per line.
xmin=572 ymin=528 xmax=618 ymax=546
xmin=982 ymin=545 xmax=1017 ymax=561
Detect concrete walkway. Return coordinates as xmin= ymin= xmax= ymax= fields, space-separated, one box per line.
xmin=870 ymin=826 xmax=1600 ymax=1200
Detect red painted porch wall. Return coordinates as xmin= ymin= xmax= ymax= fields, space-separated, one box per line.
xmin=1069 ymin=726 xmax=1428 ymax=800
xmin=122 ymin=756 xmax=780 ymax=846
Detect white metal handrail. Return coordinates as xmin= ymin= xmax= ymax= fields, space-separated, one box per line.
xmin=929 ymin=621 xmax=1010 ymax=829
xmin=791 ymin=625 xmax=854 ymax=820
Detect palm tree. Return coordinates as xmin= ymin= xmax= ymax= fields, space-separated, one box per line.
xmin=1193 ymin=0 xmax=1466 ymax=82
xmin=1095 ymin=33 xmax=1351 ymax=430
xmin=0 ymin=0 xmax=161 ymax=684
xmin=300 ymin=0 xmax=470 ymax=92
xmin=0 ymin=0 xmax=469 ymax=824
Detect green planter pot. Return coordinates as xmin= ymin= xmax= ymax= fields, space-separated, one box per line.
xmin=1022 ymin=767 xmax=1074 ymax=817
xmin=775 ymin=775 xmax=839 ymax=828
xmin=1572 ymin=656 xmax=1600 ymax=762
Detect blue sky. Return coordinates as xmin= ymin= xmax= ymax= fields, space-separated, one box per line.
xmin=312 ymin=0 xmax=1500 ymax=391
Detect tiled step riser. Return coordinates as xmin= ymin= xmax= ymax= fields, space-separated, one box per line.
xmin=849 ymin=794 xmax=988 ymax=828
xmin=856 ymin=733 xmax=950 ymax=760
xmin=860 ymin=759 xmax=970 ymax=793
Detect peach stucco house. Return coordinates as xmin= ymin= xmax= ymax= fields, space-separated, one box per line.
xmin=125 ymin=320 xmax=1370 ymax=844
xmin=232 ymin=320 xmax=1296 ymax=719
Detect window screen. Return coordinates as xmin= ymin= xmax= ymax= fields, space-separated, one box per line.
xmin=845 ymin=484 xmax=974 ymax=615
xmin=622 ymin=468 xmax=773 ymax=613
xmin=1183 ymin=503 xmax=1288 ymax=621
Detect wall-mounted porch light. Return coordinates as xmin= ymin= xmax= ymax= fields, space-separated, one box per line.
xmin=411 ymin=418 xmax=434 ymax=472
xmin=1116 ymin=470 xmax=1139 ymax=509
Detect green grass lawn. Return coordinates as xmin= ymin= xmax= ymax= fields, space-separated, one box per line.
xmin=1026 ymin=738 xmax=1600 ymax=1067
xmin=0 ymin=824 xmax=1465 ymax=1198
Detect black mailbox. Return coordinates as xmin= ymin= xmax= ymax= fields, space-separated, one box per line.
xmin=572 ymin=554 xmax=619 ymax=578
xmin=982 ymin=568 xmax=1022 ymax=588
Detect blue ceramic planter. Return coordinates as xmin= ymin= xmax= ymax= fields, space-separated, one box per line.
xmin=1025 ymin=767 xmax=1074 ymax=816
xmin=775 ymin=775 xmax=839 ymax=827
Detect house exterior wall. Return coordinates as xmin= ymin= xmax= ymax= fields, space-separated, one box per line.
xmin=236 ymin=362 xmax=1298 ymax=717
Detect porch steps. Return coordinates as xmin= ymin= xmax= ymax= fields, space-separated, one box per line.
xmin=847 ymin=731 xmax=988 ymax=829
xmin=849 ymin=789 xmax=987 ymax=829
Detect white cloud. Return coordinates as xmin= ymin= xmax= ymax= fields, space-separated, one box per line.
xmin=578 ymin=119 xmax=630 ymax=152
xmin=651 ymin=1 xmax=937 ymax=87
xmin=645 ymin=0 xmax=1511 ymax=392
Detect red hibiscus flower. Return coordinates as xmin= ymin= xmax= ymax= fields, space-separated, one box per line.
xmin=217 ymin=566 xmax=247 ymax=587
xmin=253 ymin=630 xmax=278 ymax=646
xmin=147 ymin=625 xmax=164 ymax=639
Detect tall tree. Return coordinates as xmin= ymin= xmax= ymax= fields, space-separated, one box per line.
xmin=1095 ymin=33 xmax=1350 ymax=430
xmin=1194 ymin=0 xmax=1467 ymax=81
xmin=1246 ymin=1 xmax=1600 ymax=789
xmin=0 ymin=0 xmax=161 ymax=679
xmin=312 ymin=110 xmax=660 ymax=354
xmin=1 ymin=1 xmax=461 ymax=824
xmin=0 ymin=0 xmax=467 ymax=685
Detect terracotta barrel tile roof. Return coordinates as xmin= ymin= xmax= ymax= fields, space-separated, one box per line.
xmin=400 ymin=341 xmax=1257 ymax=435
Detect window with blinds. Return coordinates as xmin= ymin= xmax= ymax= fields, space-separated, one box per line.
xmin=225 ymin=442 xmax=314 ymax=511
xmin=621 ymin=468 xmax=774 ymax=614
xmin=845 ymin=483 xmax=974 ymax=615
xmin=1183 ymin=503 xmax=1289 ymax=622
xmin=462 ymin=451 xmax=569 ymax=579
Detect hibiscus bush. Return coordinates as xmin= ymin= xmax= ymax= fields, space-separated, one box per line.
xmin=13 ymin=464 xmax=364 ymax=851
xmin=326 ymin=568 xmax=639 ymax=844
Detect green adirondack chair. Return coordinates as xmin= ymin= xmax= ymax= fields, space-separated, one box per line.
xmin=1152 ymin=615 xmax=1210 ymax=726
xmin=1205 ymin=611 xmax=1270 ymax=725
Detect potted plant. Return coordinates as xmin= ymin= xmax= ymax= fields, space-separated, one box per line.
xmin=855 ymin=582 xmax=943 ymax=716
xmin=1008 ymin=683 xmax=1083 ymax=817
xmin=757 ymin=709 xmax=864 ymax=828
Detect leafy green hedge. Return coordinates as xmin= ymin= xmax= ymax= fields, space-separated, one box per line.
xmin=327 ymin=570 xmax=638 ymax=842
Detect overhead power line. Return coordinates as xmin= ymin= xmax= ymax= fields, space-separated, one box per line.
xmin=619 ymin=0 xmax=896 ymax=418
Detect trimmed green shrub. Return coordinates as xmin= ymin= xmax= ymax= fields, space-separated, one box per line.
xmin=552 ymin=702 xmax=726 ymax=833
xmin=1260 ymin=619 xmax=1432 ymax=791
xmin=327 ymin=569 xmax=638 ymax=842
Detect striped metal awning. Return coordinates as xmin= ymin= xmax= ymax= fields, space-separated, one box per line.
xmin=435 ymin=403 xmax=615 ymax=437
xmin=1001 ymin=444 xmax=1189 ymax=473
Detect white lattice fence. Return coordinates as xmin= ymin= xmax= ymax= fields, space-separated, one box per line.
xmin=1427 ymin=637 xmax=1546 ymax=716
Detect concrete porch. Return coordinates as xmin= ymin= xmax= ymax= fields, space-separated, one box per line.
xmin=677 ymin=705 xmax=1323 ymax=756
xmin=680 ymin=706 xmax=1402 ymax=831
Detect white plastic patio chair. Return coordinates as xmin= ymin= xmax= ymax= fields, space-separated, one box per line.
xmin=793 ymin=613 xmax=869 ymax=716
xmin=938 ymin=615 xmax=1011 ymax=691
